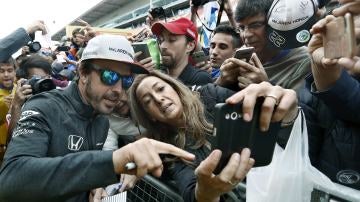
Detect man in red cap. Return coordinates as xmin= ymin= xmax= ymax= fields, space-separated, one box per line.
xmin=151 ymin=17 xmax=212 ymax=86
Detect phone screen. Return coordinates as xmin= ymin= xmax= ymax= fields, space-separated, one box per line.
xmin=212 ymin=98 xmax=280 ymax=174
xmin=132 ymin=42 xmax=151 ymax=61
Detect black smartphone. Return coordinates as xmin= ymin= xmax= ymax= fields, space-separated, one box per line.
xmin=234 ymin=47 xmax=255 ymax=62
xmin=57 ymin=46 xmax=70 ymax=52
xmin=132 ymin=42 xmax=151 ymax=61
xmin=212 ymin=98 xmax=280 ymax=174
xmin=192 ymin=51 xmax=209 ymax=64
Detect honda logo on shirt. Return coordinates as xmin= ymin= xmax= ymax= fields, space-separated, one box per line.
xmin=68 ymin=135 xmax=84 ymax=151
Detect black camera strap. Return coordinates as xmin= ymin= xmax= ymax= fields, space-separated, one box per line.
xmin=216 ymin=0 xmax=224 ymax=27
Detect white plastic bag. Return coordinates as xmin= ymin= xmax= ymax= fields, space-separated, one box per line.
xmin=246 ymin=110 xmax=335 ymax=202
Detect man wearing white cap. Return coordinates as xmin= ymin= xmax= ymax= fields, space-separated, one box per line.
xmin=0 ymin=35 xmax=195 ymax=202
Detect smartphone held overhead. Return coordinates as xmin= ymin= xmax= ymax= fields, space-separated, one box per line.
xmin=324 ymin=13 xmax=356 ymax=59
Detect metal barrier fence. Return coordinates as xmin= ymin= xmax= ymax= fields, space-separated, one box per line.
xmin=311 ymin=182 xmax=360 ymax=202
xmin=127 ymin=175 xmax=183 ymax=202
xmin=105 ymin=175 xmax=360 ymax=202
xmin=126 ymin=175 xmax=244 ymax=202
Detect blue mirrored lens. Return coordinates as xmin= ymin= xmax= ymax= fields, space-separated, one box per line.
xmin=101 ymin=70 xmax=120 ymax=85
xmin=122 ymin=76 xmax=134 ymax=89
xmin=100 ymin=69 xmax=133 ymax=89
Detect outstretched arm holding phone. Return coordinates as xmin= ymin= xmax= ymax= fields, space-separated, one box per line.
xmin=307 ymin=1 xmax=360 ymax=123
xmin=308 ymin=17 xmax=340 ymax=91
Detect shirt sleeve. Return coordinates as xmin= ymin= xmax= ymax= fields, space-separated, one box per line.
xmin=0 ymin=28 xmax=31 ymax=61
xmin=193 ymin=70 xmax=213 ymax=85
xmin=0 ymin=99 xmax=118 ymax=201
xmin=310 ymin=70 xmax=360 ymax=123
xmin=103 ymin=128 xmax=119 ymax=151
xmin=199 ymin=83 xmax=235 ymax=123
xmin=167 ymin=161 xmax=197 ymax=202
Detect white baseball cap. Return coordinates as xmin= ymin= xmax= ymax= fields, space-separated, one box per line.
xmin=266 ymin=0 xmax=317 ymax=49
xmin=81 ymin=35 xmax=148 ymax=74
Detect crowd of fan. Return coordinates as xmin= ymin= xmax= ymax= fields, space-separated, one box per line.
xmin=0 ymin=0 xmax=359 ymax=201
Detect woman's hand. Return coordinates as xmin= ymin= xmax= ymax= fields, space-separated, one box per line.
xmin=194 ymin=148 xmax=254 ymax=202
xmin=226 ymin=82 xmax=298 ymax=131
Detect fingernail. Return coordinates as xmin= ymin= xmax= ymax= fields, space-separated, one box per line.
xmin=234 ymin=153 xmax=240 ymax=160
xmin=243 ymin=148 xmax=250 ymax=153
xmin=260 ymin=126 xmax=267 ymax=132
xmin=243 ymin=113 xmax=251 ymax=121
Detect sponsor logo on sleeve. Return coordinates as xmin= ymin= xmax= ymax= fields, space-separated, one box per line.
xmin=12 ymin=122 xmax=36 ymax=138
xmin=68 ymin=135 xmax=84 ymax=151
xmin=19 ymin=110 xmax=40 ymax=122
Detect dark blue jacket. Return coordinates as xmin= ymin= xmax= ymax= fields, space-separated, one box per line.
xmin=300 ymin=70 xmax=360 ymax=190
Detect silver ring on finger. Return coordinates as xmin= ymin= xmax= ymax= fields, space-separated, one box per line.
xmin=265 ymin=94 xmax=279 ymax=105
xmin=228 ymin=180 xmax=238 ymax=186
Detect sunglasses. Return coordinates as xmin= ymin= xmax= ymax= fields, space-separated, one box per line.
xmin=88 ymin=63 xmax=134 ymax=89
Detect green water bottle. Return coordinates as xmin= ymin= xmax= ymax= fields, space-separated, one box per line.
xmin=146 ymin=38 xmax=161 ymax=69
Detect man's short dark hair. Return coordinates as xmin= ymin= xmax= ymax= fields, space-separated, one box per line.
xmin=235 ymin=0 xmax=274 ymax=22
xmin=74 ymin=60 xmax=98 ymax=83
xmin=18 ymin=55 xmax=51 ymax=79
xmin=213 ymin=24 xmax=242 ymax=49
xmin=0 ymin=57 xmax=17 ymax=69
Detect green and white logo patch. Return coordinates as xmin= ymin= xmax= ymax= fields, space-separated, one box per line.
xmin=296 ymin=30 xmax=310 ymax=43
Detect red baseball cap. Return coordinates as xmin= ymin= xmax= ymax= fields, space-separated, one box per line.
xmin=151 ymin=17 xmax=198 ymax=43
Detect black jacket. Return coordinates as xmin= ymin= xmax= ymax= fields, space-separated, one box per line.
xmin=0 ymin=83 xmax=118 ymax=201
xmin=178 ymin=64 xmax=213 ymax=86
xmin=196 ymin=83 xmax=236 ymax=123
xmin=300 ymin=73 xmax=360 ymax=190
